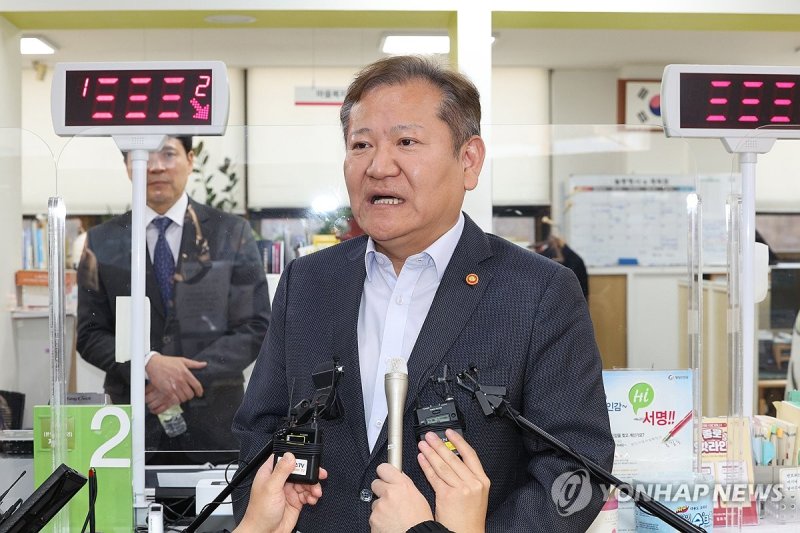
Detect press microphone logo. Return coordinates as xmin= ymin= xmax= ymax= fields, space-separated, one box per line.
xmin=551 ymin=469 xmax=592 ymax=516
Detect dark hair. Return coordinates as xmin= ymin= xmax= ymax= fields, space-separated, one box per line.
xmin=122 ymin=135 xmax=193 ymax=160
xmin=340 ymin=55 xmax=481 ymax=156
xmin=173 ymin=135 xmax=193 ymax=155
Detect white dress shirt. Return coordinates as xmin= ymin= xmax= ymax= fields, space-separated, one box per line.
xmin=143 ymin=193 xmax=188 ymax=372
xmin=358 ymin=213 xmax=465 ymax=450
xmin=144 ymin=192 xmax=188 ymax=265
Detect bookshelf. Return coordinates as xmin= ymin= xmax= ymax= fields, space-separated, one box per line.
xmin=248 ymin=207 xmax=358 ymax=275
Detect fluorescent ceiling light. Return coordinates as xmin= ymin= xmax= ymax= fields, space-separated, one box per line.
xmin=381 ymin=35 xmax=450 ymax=55
xmin=20 ymin=36 xmax=57 ymax=55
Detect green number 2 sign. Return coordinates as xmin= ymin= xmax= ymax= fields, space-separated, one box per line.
xmin=89 ymin=406 xmax=131 ymax=469
xmin=35 ymin=404 xmax=134 ymax=532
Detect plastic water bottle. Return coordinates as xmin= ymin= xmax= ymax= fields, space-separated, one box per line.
xmin=158 ymin=404 xmax=187 ymax=437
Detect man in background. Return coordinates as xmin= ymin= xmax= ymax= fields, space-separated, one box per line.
xmin=77 ymin=135 xmax=270 ymax=459
xmin=233 ymin=56 xmax=613 ymax=530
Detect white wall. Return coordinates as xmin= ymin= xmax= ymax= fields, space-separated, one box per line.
xmin=550 ymin=69 xmax=625 ymax=227
xmin=755 ymin=140 xmax=800 ymax=212
xmin=246 ymin=67 xmax=352 ymax=209
xmin=491 ymin=67 xmax=550 ymax=206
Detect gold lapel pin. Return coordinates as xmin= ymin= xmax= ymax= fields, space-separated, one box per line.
xmin=465 ymin=273 xmax=479 ymax=286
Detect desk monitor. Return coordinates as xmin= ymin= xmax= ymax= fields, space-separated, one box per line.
xmin=0 ymin=463 xmax=86 ymax=533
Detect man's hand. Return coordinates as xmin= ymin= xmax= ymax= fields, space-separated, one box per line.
xmin=145 ymin=353 xmax=207 ymax=409
xmin=418 ymin=430 xmax=490 ymax=533
xmin=235 ymin=453 xmax=327 ymax=533
xmin=145 ymin=383 xmax=177 ymax=415
xmin=370 ymin=463 xmax=433 ymax=533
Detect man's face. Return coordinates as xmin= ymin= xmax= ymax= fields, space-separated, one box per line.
xmin=127 ymin=137 xmax=193 ymax=214
xmin=343 ymin=80 xmax=484 ymax=261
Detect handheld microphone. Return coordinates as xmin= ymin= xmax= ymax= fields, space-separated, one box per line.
xmin=385 ymin=357 xmax=408 ymax=470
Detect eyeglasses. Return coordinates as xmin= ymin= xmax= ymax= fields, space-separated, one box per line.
xmin=147 ymin=148 xmax=184 ymax=168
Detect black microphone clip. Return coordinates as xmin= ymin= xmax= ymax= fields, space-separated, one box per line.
xmin=456 ymin=365 xmax=507 ymax=418
xmin=273 ymin=359 xmax=344 ymax=485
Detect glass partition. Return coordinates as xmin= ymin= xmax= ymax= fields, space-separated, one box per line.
xmin=44 ymin=119 xmax=796 ymax=529
xmin=6 ymin=127 xmax=59 ymax=428
xmin=4 ymin=127 xmax=62 ymax=528
xmin=490 ymin=123 xmax=772 ymax=530
xmin=50 ymin=123 xmax=732 ymax=452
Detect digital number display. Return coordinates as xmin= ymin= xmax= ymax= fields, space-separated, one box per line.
xmin=680 ymin=72 xmax=800 ymax=129
xmin=662 ymin=65 xmax=800 ymax=139
xmin=52 ymin=61 xmax=229 ymax=137
xmin=64 ymin=69 xmax=213 ymax=127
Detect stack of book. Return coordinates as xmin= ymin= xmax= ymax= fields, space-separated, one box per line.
xmin=257 ymin=239 xmax=286 ymax=275
xmin=15 ymin=269 xmax=78 ymax=313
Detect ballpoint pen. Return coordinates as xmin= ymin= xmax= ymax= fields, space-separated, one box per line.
xmin=663 ymin=411 xmax=693 ymax=443
xmin=89 ymin=467 xmax=96 ymax=533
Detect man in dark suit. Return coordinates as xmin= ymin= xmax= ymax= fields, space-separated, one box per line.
xmin=77 ymin=135 xmax=270 ymax=456
xmin=233 ymin=56 xmax=613 ymax=531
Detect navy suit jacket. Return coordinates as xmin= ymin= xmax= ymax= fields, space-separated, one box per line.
xmin=77 ymin=199 xmax=270 ymax=452
xmin=233 ymin=214 xmax=613 ymax=531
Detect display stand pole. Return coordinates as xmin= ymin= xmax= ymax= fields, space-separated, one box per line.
xmin=129 ymin=148 xmax=149 ymax=514
xmin=721 ymin=137 xmax=775 ymax=531
xmin=114 ymin=135 xmax=168 ymax=522
xmin=720 ymin=138 xmax=774 ymax=418
xmin=739 ymin=151 xmax=757 ymax=418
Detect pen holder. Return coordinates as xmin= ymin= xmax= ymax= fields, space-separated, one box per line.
xmin=762 ymin=491 xmax=800 ymax=524
xmin=759 ymin=465 xmax=800 ymax=524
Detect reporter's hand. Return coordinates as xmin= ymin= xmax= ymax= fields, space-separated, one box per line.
xmin=145 ymin=353 xmax=207 ymax=403
xmin=418 ymin=430 xmax=490 ymax=533
xmin=370 ymin=463 xmax=433 ymax=533
xmin=235 ymin=453 xmax=328 ymax=533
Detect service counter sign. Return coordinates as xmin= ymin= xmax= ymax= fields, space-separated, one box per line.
xmin=603 ymin=370 xmax=694 ymax=532
xmin=603 ymin=369 xmax=694 ymax=480
xmin=34 ymin=405 xmax=133 ymax=533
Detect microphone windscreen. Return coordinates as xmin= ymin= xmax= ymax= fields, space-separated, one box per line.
xmin=385 ymin=357 xmax=408 ymax=376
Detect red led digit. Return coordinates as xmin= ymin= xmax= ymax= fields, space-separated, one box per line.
xmin=125 ymin=76 xmax=152 ymax=120
xmin=92 ymin=76 xmax=119 ymax=120
xmin=82 ymin=77 xmax=89 ymax=98
xmin=706 ymin=80 xmax=730 ymax=122
xmin=158 ymin=76 xmax=185 ymax=119
xmin=737 ymin=80 xmax=763 ymax=122
xmin=194 ymin=75 xmax=211 ymax=98
xmin=770 ymin=80 xmax=795 ymax=123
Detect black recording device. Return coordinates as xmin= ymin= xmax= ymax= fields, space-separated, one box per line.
xmin=273 ymin=359 xmax=343 ymax=484
xmin=413 ymin=364 xmax=465 ymax=455
xmin=184 ymin=359 xmax=344 ymax=532
xmin=273 ymin=414 xmax=323 ymax=484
